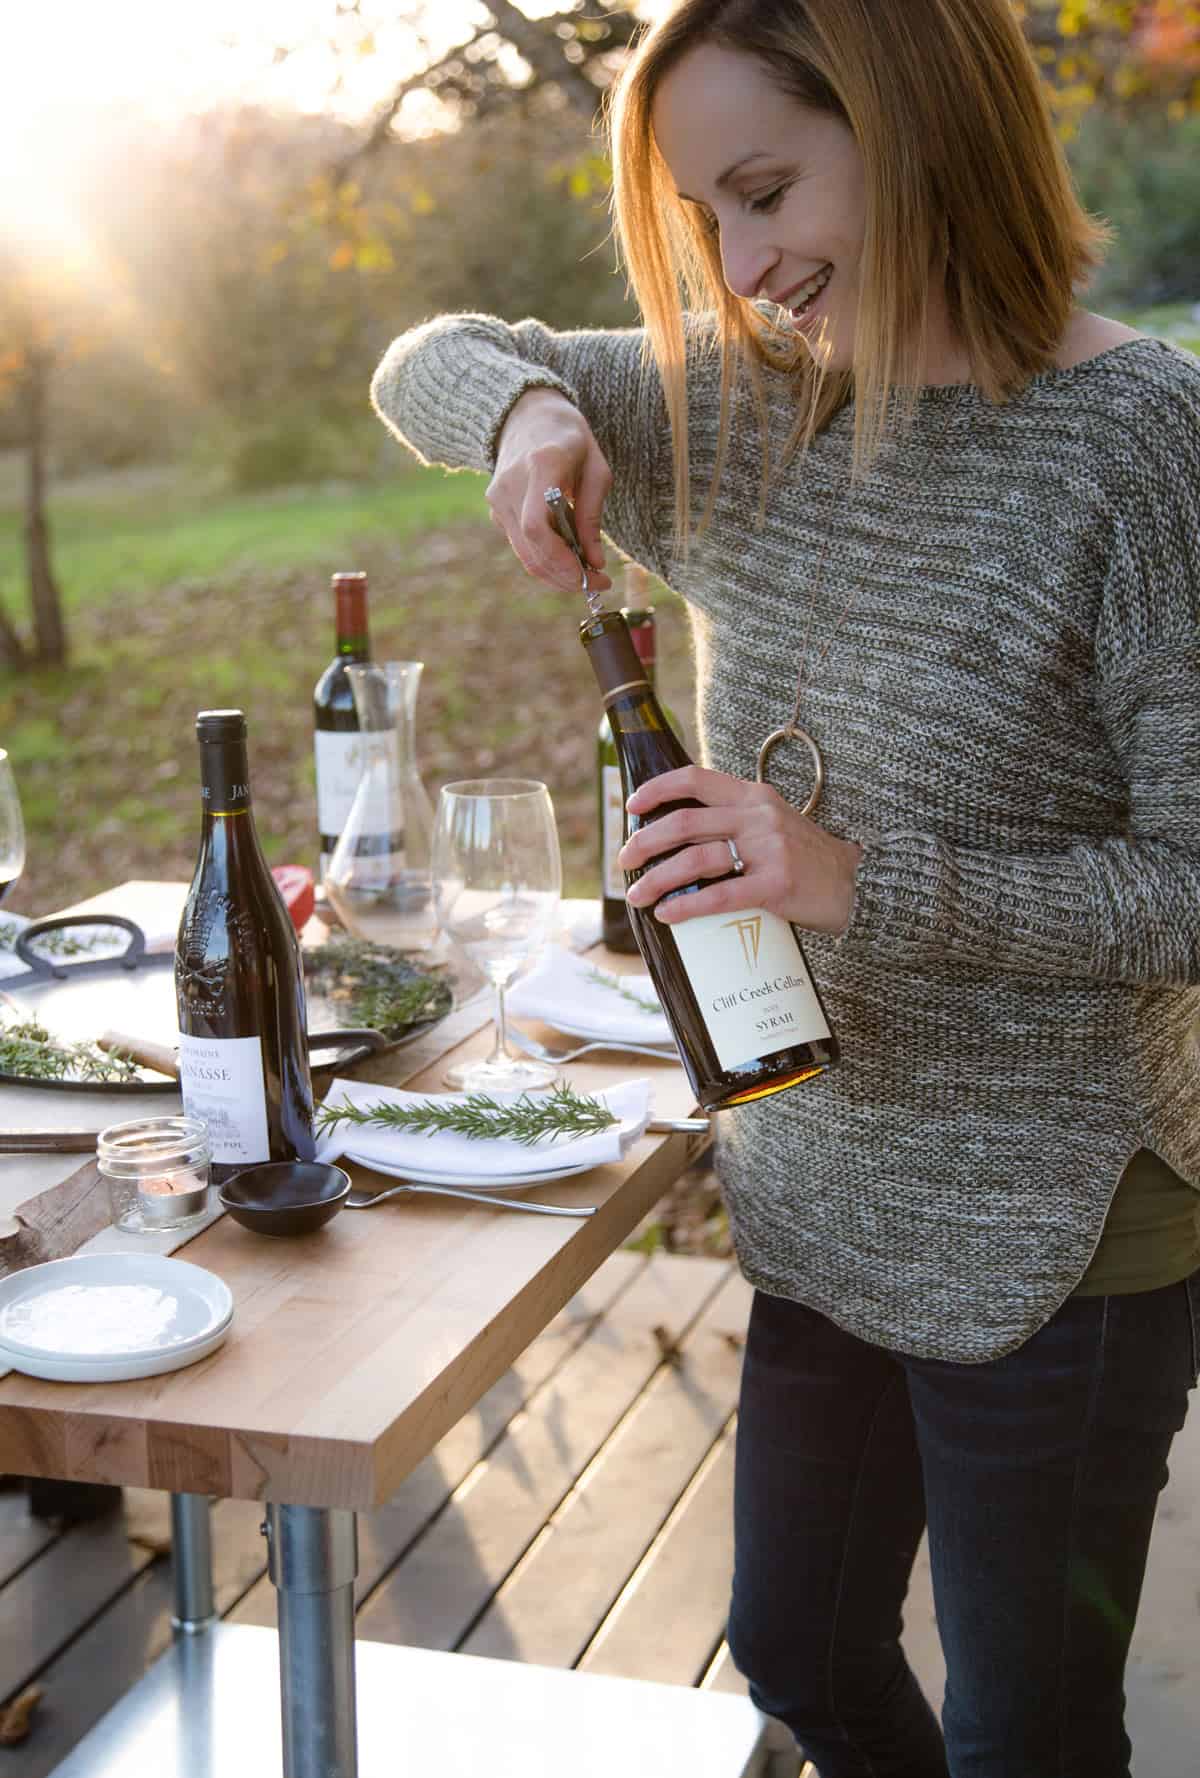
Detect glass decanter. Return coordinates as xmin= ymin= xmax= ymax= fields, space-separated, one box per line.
xmin=322 ymin=661 xmax=437 ymax=953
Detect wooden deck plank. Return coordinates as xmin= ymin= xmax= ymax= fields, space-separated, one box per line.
xmin=12 ymin=1560 xmax=177 ymax=1778
xmin=229 ymin=1251 xmax=651 ymax=1628
xmin=354 ymin=1254 xmax=735 ymax=1652
xmin=0 ymin=1486 xmax=58 ymax=1585
xmin=703 ymin=1643 xmax=749 ymax=1695
xmin=459 ymin=1270 xmax=752 ymax=1669
xmin=10 ymin=1494 xmax=280 ymax=1778
xmin=580 ymin=1421 xmax=737 ymax=1686
xmin=0 ymin=1489 xmax=171 ymax=1703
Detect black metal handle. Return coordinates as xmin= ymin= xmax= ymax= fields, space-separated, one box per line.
xmin=14 ymin=915 xmax=150 ymax=981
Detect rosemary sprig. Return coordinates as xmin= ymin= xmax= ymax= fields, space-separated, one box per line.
xmin=303 ymin=936 xmax=453 ymax=1039
xmin=316 ymin=1079 xmax=618 ymax=1147
xmin=586 ymin=966 xmax=660 ymax=1016
xmin=0 ymin=1018 xmax=140 ymax=1084
xmin=343 ymin=977 xmax=447 ymax=1032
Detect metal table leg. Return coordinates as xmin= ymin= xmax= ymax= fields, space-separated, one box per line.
xmin=170 ymin=1492 xmax=216 ymax=1634
xmin=265 ymin=1504 xmax=359 ymax=1778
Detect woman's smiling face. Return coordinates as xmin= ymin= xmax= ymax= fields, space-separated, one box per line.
xmin=652 ymin=42 xmax=867 ymax=368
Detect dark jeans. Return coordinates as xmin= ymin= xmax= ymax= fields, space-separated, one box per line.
xmin=727 ymin=1276 xmax=1200 ymax=1778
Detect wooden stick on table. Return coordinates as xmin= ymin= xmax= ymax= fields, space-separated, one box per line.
xmin=98 ymin=1030 xmax=179 ymax=1080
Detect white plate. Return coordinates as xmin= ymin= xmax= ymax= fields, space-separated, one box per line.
xmin=0 ymin=1314 xmax=233 ymax=1383
xmin=544 ymin=1015 xmax=677 ymax=1052
xmin=344 ymin=1152 xmax=595 ymax=1194
xmin=0 ymin=1253 xmax=234 ymax=1382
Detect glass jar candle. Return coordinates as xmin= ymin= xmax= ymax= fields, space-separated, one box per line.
xmin=97 ymin=1116 xmax=212 ymax=1234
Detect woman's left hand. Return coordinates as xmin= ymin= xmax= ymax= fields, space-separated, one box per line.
xmin=618 ymin=766 xmax=862 ymax=936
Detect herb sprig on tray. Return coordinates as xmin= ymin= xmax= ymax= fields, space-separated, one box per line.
xmin=0 ymin=1018 xmax=140 ymax=1084
xmin=316 ymin=1080 xmax=617 ymax=1147
xmin=303 ymin=936 xmax=453 ymax=1039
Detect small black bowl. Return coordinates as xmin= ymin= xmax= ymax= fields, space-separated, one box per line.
xmin=218 ymin=1161 xmax=351 ymax=1237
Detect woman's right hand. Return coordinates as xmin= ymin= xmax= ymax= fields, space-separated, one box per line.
xmin=485 ymin=388 xmax=614 ymax=594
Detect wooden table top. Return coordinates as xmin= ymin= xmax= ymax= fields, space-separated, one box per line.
xmin=0 ymin=898 xmax=710 ymax=1509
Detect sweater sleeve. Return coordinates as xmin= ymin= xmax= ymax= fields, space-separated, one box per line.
xmin=369 ymin=312 xmax=676 ymax=582
xmin=840 ymin=369 xmax=1200 ymax=987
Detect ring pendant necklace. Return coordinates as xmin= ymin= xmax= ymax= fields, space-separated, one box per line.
xmin=755 ymin=397 xmax=958 ymax=816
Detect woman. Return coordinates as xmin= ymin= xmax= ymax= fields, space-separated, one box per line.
xmin=370 ymin=3 xmax=1200 ymax=1773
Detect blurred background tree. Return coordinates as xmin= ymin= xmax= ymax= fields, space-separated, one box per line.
xmin=1 ymin=1 xmax=1198 ymax=913
xmin=5 ymin=0 xmax=1198 ymax=545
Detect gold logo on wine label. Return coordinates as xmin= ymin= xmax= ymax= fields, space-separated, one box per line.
xmin=724 ymin=915 xmax=763 ymax=970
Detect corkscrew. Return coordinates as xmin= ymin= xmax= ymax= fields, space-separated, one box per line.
xmin=544 ymin=487 xmax=605 ymax=619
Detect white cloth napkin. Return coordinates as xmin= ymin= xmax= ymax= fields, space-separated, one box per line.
xmin=507 ymin=946 xmax=673 ymax=1047
xmin=315 ymin=1075 xmax=652 ymax=1178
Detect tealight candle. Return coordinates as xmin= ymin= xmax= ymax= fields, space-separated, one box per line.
xmin=97 ymin=1117 xmax=212 ymax=1234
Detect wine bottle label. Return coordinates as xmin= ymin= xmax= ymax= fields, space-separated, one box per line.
xmin=177 ymin=1032 xmax=270 ymax=1166
xmin=601 ymin=765 xmax=627 ymax=901
xmin=670 ymin=907 xmax=831 ymax=1070
xmin=314 ymin=729 xmax=400 ymax=839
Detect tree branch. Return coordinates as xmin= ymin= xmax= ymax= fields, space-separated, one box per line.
xmin=486 ymin=0 xmax=607 ymax=117
xmin=331 ymin=27 xmax=492 ymax=181
xmin=334 ymin=3 xmax=640 ymax=182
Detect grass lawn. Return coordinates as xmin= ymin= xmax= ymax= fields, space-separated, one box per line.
xmin=1115 ymin=302 xmax=1200 ymax=356
xmin=0 ymin=460 xmax=491 ymax=619
xmin=0 ymin=457 xmax=696 ymax=918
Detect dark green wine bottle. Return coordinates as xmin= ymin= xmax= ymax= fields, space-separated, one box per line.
xmin=176 ymin=710 xmax=316 ymax=1181
xmin=581 ymin=611 xmax=838 ymax=1112
xmin=314 ymin=570 xmax=372 ymax=883
xmin=599 ymin=596 xmax=652 ymax=952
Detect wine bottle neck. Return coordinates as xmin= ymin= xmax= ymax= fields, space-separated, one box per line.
xmin=198 ymin=739 xmax=253 ymax=818
xmin=582 ymin=610 xmax=672 ymax=721
xmin=334 ymin=578 xmax=370 ymax=660
xmin=581 ymin=611 xmax=648 ymax=697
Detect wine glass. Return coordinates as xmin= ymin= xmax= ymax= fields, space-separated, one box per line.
xmin=0 ymin=751 xmax=26 ymax=908
xmin=432 ymin=779 xmax=562 ymax=1092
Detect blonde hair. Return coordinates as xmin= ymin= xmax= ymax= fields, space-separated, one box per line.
xmin=609 ymin=0 xmax=1108 ymax=542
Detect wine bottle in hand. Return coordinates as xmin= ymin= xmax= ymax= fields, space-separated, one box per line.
xmin=176 ymin=710 xmax=316 ymax=1181
xmin=581 ymin=611 xmax=838 ymax=1112
xmin=598 ymin=568 xmax=679 ymax=954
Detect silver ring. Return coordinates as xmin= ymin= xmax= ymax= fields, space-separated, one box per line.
xmin=725 ymin=837 xmax=746 ymax=876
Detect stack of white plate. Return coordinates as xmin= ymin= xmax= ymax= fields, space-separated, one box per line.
xmin=0 ymin=1252 xmax=233 ymax=1383
xmin=344 ymin=1152 xmax=595 ymax=1194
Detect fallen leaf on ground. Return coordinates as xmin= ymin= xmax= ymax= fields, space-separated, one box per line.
xmin=0 ymin=1684 xmax=44 ymax=1745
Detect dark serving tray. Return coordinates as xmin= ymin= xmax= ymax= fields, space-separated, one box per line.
xmin=0 ymin=916 xmax=448 ymax=1094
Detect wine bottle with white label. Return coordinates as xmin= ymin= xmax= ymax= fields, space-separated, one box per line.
xmin=176 ymin=710 xmax=316 ymax=1181
xmin=581 ymin=610 xmax=838 ymax=1111
xmin=314 ymin=571 xmax=376 ymax=882
xmin=599 ymin=574 xmax=679 ymax=953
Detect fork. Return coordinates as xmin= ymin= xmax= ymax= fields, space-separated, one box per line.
xmin=345 ymin=1181 xmax=594 ymax=1217
xmin=508 ymin=1028 xmax=679 ymax=1065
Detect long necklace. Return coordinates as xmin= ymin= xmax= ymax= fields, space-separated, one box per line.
xmin=755 ymin=397 xmax=958 ymax=815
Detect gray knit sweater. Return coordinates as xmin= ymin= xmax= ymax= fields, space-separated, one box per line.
xmin=371 ymin=316 xmax=1200 ymax=1362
